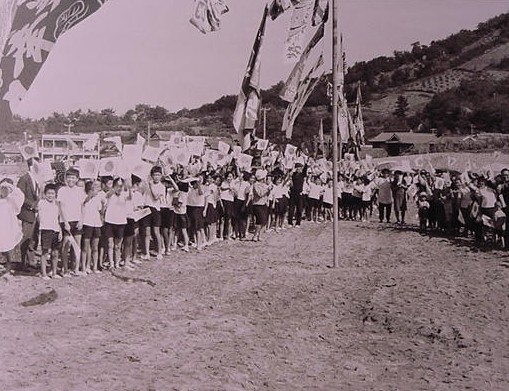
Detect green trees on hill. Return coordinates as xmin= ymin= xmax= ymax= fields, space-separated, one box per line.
xmin=415 ymin=77 xmax=509 ymax=134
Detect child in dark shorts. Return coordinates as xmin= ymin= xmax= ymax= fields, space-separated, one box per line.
xmin=81 ymin=180 xmax=105 ymax=273
xmin=37 ymin=184 xmax=63 ymax=279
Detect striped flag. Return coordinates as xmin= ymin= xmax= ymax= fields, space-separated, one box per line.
xmin=282 ymin=53 xmax=324 ymax=139
xmin=0 ymin=0 xmax=109 ymax=124
xmin=232 ymin=5 xmax=268 ymax=151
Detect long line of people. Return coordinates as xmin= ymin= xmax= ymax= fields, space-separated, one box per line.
xmin=1 ymin=155 xmax=506 ymax=278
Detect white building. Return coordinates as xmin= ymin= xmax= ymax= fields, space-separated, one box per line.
xmin=40 ymin=133 xmax=100 ymax=161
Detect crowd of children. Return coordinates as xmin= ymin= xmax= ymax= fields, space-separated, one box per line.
xmin=0 ymin=148 xmax=507 ymax=278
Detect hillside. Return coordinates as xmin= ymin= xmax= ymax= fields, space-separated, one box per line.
xmin=4 ymin=12 xmax=509 ymax=145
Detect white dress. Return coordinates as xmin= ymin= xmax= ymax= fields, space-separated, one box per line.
xmin=0 ymin=186 xmax=24 ymax=252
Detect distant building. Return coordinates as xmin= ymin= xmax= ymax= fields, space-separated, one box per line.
xmin=0 ymin=144 xmax=23 ymax=164
xmin=369 ymin=132 xmax=439 ymax=156
xmin=40 ymin=133 xmax=100 ymax=161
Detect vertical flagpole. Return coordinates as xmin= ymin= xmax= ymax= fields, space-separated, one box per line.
xmin=331 ymin=0 xmax=340 ymax=268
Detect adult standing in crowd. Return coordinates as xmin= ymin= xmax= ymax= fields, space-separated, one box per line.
xmin=288 ymin=162 xmax=307 ymax=227
xmin=17 ymin=158 xmax=40 ymax=271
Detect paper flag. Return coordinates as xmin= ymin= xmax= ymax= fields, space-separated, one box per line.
xmin=142 ymin=146 xmax=163 ymax=163
xmin=83 ymin=134 xmax=99 ymax=151
xmin=79 ymin=159 xmax=100 ymax=179
xmin=136 ymin=133 xmax=146 ymax=147
xmin=32 ymin=160 xmax=54 ymax=184
xmin=19 ymin=142 xmax=39 ymax=160
xmin=232 ymin=145 xmax=242 ymax=158
xmin=169 ymin=132 xmax=186 ymax=147
xmin=103 ymin=136 xmax=123 ymax=153
xmin=218 ymin=141 xmax=230 ymax=155
xmin=131 ymin=160 xmax=153 ymax=180
xmin=99 ymin=157 xmax=121 ymax=177
xmin=170 ymin=147 xmax=191 ymax=167
xmin=236 ymin=153 xmax=253 ymax=170
xmin=284 ymin=143 xmax=297 ymax=157
xmin=256 ymin=139 xmax=269 ymax=151
xmin=132 ymin=207 xmax=152 ymax=222
xmin=122 ymin=144 xmax=143 ymax=163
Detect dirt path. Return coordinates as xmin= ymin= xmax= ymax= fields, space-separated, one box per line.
xmin=1 ymin=219 xmax=508 ymax=391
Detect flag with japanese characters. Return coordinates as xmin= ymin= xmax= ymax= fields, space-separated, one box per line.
xmin=0 ymin=0 xmax=110 ymax=122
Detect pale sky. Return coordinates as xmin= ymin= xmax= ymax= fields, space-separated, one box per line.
xmin=12 ymin=0 xmax=509 ymax=119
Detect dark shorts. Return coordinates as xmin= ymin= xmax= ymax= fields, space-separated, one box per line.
xmin=174 ymin=213 xmax=189 ymax=230
xmin=40 ymin=230 xmax=60 ymax=253
xmin=323 ymin=202 xmax=333 ymax=209
xmin=308 ymin=197 xmax=320 ymax=209
xmin=205 ymin=204 xmax=218 ymax=225
xmin=274 ymin=198 xmax=288 ymax=216
xmin=253 ymin=204 xmax=269 ymax=226
xmin=188 ymin=206 xmax=205 ymax=230
xmin=139 ymin=207 xmax=162 ymax=229
xmin=160 ymin=207 xmax=175 ymax=229
xmin=104 ymin=222 xmax=126 ymax=239
xmin=124 ymin=218 xmax=137 ymax=237
xmin=60 ymin=221 xmax=82 ymax=236
xmin=221 ymin=200 xmax=234 ymax=218
xmin=82 ymin=225 xmax=102 ymax=240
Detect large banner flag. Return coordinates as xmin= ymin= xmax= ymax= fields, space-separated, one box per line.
xmin=190 ymin=0 xmax=229 ymax=34
xmin=282 ymin=54 xmax=324 ymax=139
xmin=268 ymin=0 xmax=292 ymax=20
xmin=284 ymin=0 xmax=314 ymax=63
xmin=0 ymin=0 xmax=109 ymax=123
xmin=354 ymin=82 xmax=365 ymax=145
xmin=232 ymin=5 xmax=268 ymax=151
xmin=280 ymin=13 xmax=326 ymax=102
xmin=312 ymin=0 xmax=329 ymax=26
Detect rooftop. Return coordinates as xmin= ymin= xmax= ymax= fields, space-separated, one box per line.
xmin=369 ymin=132 xmax=439 ymax=144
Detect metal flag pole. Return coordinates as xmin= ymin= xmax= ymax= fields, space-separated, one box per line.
xmin=331 ymin=0 xmax=340 ymax=268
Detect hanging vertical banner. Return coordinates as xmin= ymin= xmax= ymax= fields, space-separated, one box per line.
xmin=282 ymin=54 xmax=324 ymax=139
xmin=268 ymin=0 xmax=292 ymax=20
xmin=312 ymin=0 xmax=329 ymax=26
xmin=232 ymin=5 xmax=269 ymax=151
xmin=353 ymin=82 xmax=365 ymax=145
xmin=280 ymin=18 xmax=326 ymax=102
xmin=284 ymin=0 xmax=314 ymax=63
xmin=0 ymin=0 xmax=110 ymax=123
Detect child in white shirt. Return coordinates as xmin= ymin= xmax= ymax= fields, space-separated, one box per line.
xmin=38 ymin=184 xmax=63 ymax=279
xmin=81 ymin=180 xmax=105 ymax=273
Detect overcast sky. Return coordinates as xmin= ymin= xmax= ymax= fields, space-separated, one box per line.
xmin=13 ymin=0 xmax=509 ymax=119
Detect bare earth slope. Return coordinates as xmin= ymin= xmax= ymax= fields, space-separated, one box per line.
xmin=1 ymin=218 xmax=508 ymax=391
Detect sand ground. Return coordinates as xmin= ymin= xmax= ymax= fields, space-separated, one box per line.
xmin=1 ymin=214 xmax=508 ymax=391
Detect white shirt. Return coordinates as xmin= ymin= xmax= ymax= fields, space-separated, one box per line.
xmin=38 ymin=199 xmax=61 ymax=232
xmin=174 ymin=191 xmax=188 ymax=215
xmin=105 ymin=193 xmax=129 ymax=225
xmin=375 ymin=177 xmax=393 ymax=204
xmin=308 ymin=183 xmax=323 ymax=200
xmin=206 ymin=183 xmax=218 ymax=207
xmin=188 ymin=186 xmax=206 ymax=207
xmin=144 ymin=181 xmax=165 ymax=210
xmin=233 ymin=180 xmax=250 ymax=201
xmin=220 ymin=182 xmax=234 ymax=202
xmin=82 ymin=195 xmax=103 ymax=227
xmin=57 ymin=186 xmax=85 ymax=222
xmin=323 ymin=186 xmax=333 ymax=204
